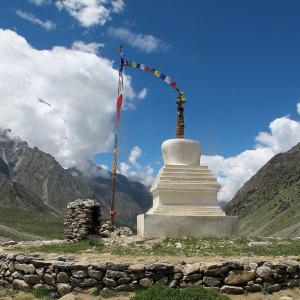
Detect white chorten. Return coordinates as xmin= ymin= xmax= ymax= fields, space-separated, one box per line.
xmin=137 ymin=139 xmax=237 ymax=238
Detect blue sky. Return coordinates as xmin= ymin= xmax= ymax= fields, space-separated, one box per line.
xmin=1 ymin=0 xmax=300 ymax=201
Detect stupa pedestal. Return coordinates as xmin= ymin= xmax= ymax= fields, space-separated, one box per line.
xmin=137 ymin=139 xmax=238 ymax=238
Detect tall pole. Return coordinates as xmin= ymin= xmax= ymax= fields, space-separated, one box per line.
xmin=176 ymin=92 xmax=185 ymax=138
xmin=110 ymin=45 xmax=124 ymax=225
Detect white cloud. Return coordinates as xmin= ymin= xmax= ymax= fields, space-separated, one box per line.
xmin=111 ymin=0 xmax=125 ymax=13
xmin=107 ymin=27 xmax=170 ymax=53
xmin=137 ymin=88 xmax=147 ymax=99
xmin=120 ymin=162 xmax=130 ymax=174
xmin=100 ymin=164 xmax=108 ymax=170
xmin=16 ymin=10 xmax=56 ymax=30
xmin=255 ymin=116 xmax=300 ymax=153
xmin=72 ymin=40 xmax=104 ymax=54
xmin=29 ymin=0 xmax=51 ymax=6
xmin=129 ymin=146 xmax=142 ymax=165
xmin=0 ymin=29 xmax=139 ymax=176
xmin=297 ymin=102 xmax=300 ymax=115
xmin=56 ymin=0 xmax=124 ymax=27
xmin=202 ymin=108 xmax=300 ymax=203
xmin=120 ymin=146 xmax=154 ymax=186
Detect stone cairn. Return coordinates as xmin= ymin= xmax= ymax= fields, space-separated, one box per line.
xmin=99 ymin=222 xmax=133 ymax=238
xmin=64 ymin=199 xmax=132 ymax=240
xmin=64 ymin=199 xmax=101 ymax=240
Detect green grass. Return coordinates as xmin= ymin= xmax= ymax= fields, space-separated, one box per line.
xmin=111 ymin=237 xmax=300 ymax=257
xmin=0 ymin=207 xmax=64 ymax=240
xmin=0 ymin=226 xmax=23 ymax=241
xmin=131 ymin=285 xmax=230 ymax=300
xmin=0 ymin=286 xmax=17 ymax=298
xmin=12 ymin=236 xmax=300 ymax=257
xmin=31 ymin=286 xmax=52 ymax=299
xmin=0 ymin=285 xmax=52 ymax=299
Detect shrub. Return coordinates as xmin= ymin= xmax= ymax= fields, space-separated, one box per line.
xmin=31 ymin=286 xmax=50 ymax=298
xmin=131 ymin=285 xmax=230 ymax=300
xmin=262 ymin=282 xmax=273 ymax=295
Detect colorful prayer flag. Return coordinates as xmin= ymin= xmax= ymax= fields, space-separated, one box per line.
xmin=171 ymin=81 xmax=177 ymax=88
xmin=164 ymin=76 xmax=171 ymax=84
xmin=154 ymin=70 xmax=160 ymax=77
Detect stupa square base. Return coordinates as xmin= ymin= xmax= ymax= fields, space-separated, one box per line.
xmin=137 ymin=214 xmax=238 ymax=238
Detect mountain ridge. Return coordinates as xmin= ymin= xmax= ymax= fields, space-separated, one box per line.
xmin=0 ymin=133 xmax=152 ymax=239
xmin=225 ymin=143 xmax=300 ymax=237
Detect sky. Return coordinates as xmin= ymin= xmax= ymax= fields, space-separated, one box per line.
xmin=1 ymin=0 xmax=300 ymax=202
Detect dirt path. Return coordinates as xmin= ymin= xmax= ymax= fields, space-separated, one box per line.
xmin=40 ymin=251 xmax=298 ymax=266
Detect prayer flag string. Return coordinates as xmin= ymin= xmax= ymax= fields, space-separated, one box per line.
xmin=110 ymin=46 xmax=186 ymax=225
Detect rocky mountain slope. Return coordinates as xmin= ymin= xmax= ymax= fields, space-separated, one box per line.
xmin=0 ymin=133 xmax=152 ymax=240
xmin=225 ymin=143 xmax=300 ymax=237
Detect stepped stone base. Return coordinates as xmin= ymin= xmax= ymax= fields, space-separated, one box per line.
xmin=137 ymin=214 xmax=238 ymax=238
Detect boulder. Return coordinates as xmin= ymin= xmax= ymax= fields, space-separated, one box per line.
xmin=140 ymin=278 xmax=153 ymax=287
xmin=24 ymin=274 xmax=41 ymax=285
xmin=103 ymin=277 xmax=117 ymax=287
xmin=183 ymin=263 xmax=200 ymax=275
xmin=12 ymin=279 xmax=30 ymax=292
xmin=88 ymin=269 xmax=104 ymax=280
xmin=256 ymin=266 xmax=273 ymax=279
xmin=224 ymin=270 xmax=256 ymax=285
xmin=44 ymin=273 xmax=55 ymax=285
xmin=203 ymin=276 xmax=221 ymax=287
xmin=58 ymin=283 xmax=72 ymax=296
xmin=57 ymin=272 xmax=70 ymax=283
xmin=15 ymin=263 xmax=35 ymax=274
xmin=71 ymin=270 xmax=88 ymax=278
xmin=220 ymin=285 xmax=244 ymax=294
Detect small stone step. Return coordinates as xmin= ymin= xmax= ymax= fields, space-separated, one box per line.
xmin=164 ymin=165 xmax=209 ymax=170
xmin=160 ymin=176 xmax=216 ymax=182
xmin=162 ymin=170 xmax=212 ymax=175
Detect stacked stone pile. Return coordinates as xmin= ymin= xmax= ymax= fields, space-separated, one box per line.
xmin=0 ymin=253 xmax=300 ymax=296
xmin=64 ymin=199 xmax=101 ymax=240
xmin=99 ymin=222 xmax=133 ymax=238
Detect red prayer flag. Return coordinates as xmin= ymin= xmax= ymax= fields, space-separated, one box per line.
xmin=145 ymin=66 xmax=150 ymax=72
xmin=171 ymin=81 xmax=177 ymax=88
xmin=116 ymin=94 xmax=123 ymax=127
xmin=116 ymin=94 xmax=123 ymax=109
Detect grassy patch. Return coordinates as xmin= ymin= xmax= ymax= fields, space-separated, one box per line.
xmin=0 ymin=286 xmax=17 ymax=297
xmin=112 ymin=237 xmax=300 ymax=257
xmin=31 ymin=286 xmax=51 ymax=299
xmin=131 ymin=285 xmax=230 ymax=300
xmin=12 ymin=236 xmax=300 ymax=257
xmin=0 ymin=207 xmax=64 ymax=240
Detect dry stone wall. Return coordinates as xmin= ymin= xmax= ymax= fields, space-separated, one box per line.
xmin=0 ymin=253 xmax=300 ymax=297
